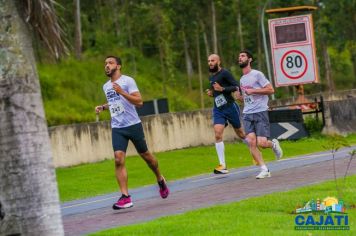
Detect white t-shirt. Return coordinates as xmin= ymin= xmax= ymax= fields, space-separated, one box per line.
xmin=103 ymin=75 xmax=141 ymax=128
xmin=240 ymin=69 xmax=270 ymax=114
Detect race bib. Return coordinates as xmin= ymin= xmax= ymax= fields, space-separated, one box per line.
xmin=109 ymin=100 xmax=125 ymax=117
xmin=215 ymin=94 xmax=227 ymax=107
xmin=244 ymin=95 xmax=254 ymax=105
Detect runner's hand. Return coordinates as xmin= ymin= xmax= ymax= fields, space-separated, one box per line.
xmin=206 ymin=89 xmax=213 ymax=97
xmin=212 ymin=82 xmax=224 ymax=92
xmin=245 ymin=88 xmax=253 ymax=95
xmin=113 ymin=83 xmax=124 ymax=95
xmin=234 ymin=91 xmax=243 ymax=102
xmin=95 ymin=105 xmax=104 ymax=113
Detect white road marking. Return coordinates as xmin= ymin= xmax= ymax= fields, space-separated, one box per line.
xmin=62 ymin=196 xmax=117 ymax=209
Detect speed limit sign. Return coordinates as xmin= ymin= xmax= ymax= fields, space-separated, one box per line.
xmin=280 ymin=50 xmax=307 ymax=79
xmin=269 ymin=15 xmax=319 ymax=87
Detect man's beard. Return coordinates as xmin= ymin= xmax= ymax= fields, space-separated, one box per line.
xmin=209 ymin=64 xmax=219 ymax=73
xmin=239 ymin=61 xmax=249 ymax=68
xmin=105 ymin=67 xmax=117 ymax=77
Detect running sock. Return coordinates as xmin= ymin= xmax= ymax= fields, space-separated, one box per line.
xmin=215 ymin=141 xmax=225 ymax=166
xmin=260 ymin=165 xmax=268 ymax=172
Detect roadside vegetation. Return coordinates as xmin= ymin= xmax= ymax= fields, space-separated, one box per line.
xmin=38 ymin=53 xmax=208 ymax=126
xmin=38 ymin=0 xmax=355 ymax=126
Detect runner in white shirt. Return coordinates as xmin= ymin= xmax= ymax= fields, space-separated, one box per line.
xmin=236 ymin=50 xmax=283 ymax=179
xmin=95 ymin=56 xmax=169 ymax=210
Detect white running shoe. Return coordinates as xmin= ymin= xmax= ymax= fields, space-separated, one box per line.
xmin=272 ymin=139 xmax=283 ymax=160
xmin=256 ymin=170 xmax=271 ymax=179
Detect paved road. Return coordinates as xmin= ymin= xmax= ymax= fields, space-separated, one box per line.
xmin=61 ymin=146 xmax=356 ymax=235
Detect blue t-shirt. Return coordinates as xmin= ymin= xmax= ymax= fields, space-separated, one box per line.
xmin=240 ymin=69 xmax=270 ymax=114
xmin=103 ymin=75 xmax=141 ymax=128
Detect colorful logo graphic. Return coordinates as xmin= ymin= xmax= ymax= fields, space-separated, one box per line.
xmin=294 ymin=197 xmax=349 ymax=230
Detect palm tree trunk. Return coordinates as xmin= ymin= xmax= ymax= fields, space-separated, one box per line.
xmin=0 ymin=1 xmax=64 ymax=235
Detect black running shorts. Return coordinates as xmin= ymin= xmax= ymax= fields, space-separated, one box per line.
xmin=111 ymin=123 xmax=148 ymax=153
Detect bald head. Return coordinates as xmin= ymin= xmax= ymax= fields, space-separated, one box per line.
xmin=208 ymin=54 xmax=220 ymax=62
xmin=208 ymin=54 xmax=221 ymax=73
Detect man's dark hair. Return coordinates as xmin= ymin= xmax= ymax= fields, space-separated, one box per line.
xmin=106 ymin=55 xmax=122 ymax=65
xmin=240 ymin=49 xmax=254 ymax=62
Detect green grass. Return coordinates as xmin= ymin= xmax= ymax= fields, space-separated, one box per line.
xmin=56 ymin=134 xmax=356 ymax=202
xmin=90 ymin=175 xmax=356 ymax=236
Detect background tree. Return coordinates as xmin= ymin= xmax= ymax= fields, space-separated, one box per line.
xmin=0 ymin=0 xmax=66 ymax=234
xmin=74 ymin=0 xmax=82 ymax=59
xmin=32 ymin=0 xmax=356 ymax=125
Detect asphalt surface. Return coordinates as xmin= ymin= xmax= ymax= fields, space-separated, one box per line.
xmin=61 ymin=146 xmax=356 ymax=235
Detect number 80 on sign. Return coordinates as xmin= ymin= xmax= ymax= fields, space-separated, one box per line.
xmin=280 ymin=50 xmax=308 ymax=80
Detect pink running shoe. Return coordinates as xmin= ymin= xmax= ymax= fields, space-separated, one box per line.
xmin=112 ymin=194 xmax=133 ymax=210
xmin=158 ymin=177 xmax=169 ymax=199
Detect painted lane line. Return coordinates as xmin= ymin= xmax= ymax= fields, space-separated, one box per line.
xmin=191 ymin=168 xmax=259 ymax=183
xmin=62 ymin=196 xmax=117 ymax=209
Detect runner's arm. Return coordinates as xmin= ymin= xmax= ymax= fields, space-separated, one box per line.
xmin=221 ymin=71 xmax=239 ymax=93
xmin=245 ymin=83 xmax=274 ymax=95
xmin=234 ymin=87 xmax=244 ymax=102
xmin=121 ymin=91 xmax=143 ymax=107
xmin=112 ymin=82 xmax=143 ymax=107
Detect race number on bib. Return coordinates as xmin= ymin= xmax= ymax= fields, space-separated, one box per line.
xmin=109 ymin=101 xmax=125 ymax=117
xmin=244 ymin=95 xmax=254 ymax=105
xmin=215 ymin=94 xmax=227 ymax=107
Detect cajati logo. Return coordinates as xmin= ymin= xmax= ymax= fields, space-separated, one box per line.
xmin=294 ymin=197 xmax=350 ymax=230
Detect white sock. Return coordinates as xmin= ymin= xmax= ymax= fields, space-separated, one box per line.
xmin=215 ymin=141 xmax=225 ymax=166
xmin=260 ymin=165 xmax=268 ymax=172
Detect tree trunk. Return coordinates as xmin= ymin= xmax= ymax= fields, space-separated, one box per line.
xmin=183 ymin=31 xmax=193 ymax=90
xmin=211 ymin=0 xmax=218 ymax=54
xmin=257 ymin=3 xmax=262 ymax=71
xmin=322 ymin=42 xmax=334 ymax=92
xmin=74 ymin=0 xmax=82 ymax=59
xmin=236 ymin=0 xmax=244 ymax=50
xmin=109 ymin=0 xmax=121 ymax=39
xmin=124 ymin=0 xmax=137 ymax=75
xmin=158 ymin=27 xmax=167 ymax=96
xmin=196 ymin=29 xmax=204 ymax=109
xmin=351 ymin=51 xmax=356 ymax=87
xmin=199 ymin=20 xmax=210 ymax=58
xmin=0 ymin=1 xmax=64 ymax=235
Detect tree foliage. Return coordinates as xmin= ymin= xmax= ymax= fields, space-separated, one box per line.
xmin=36 ymin=0 xmax=355 ymax=125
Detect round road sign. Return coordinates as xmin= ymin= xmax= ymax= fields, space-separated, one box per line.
xmin=280 ymin=50 xmax=308 ymax=79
